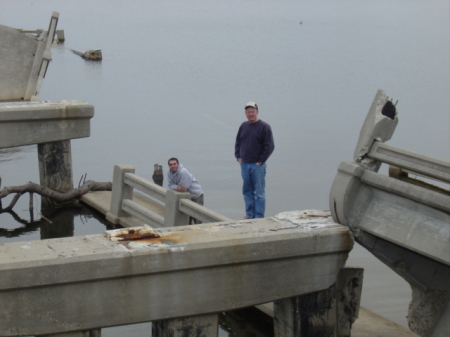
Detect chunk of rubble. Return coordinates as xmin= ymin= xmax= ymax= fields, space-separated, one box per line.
xmin=105 ymin=224 xmax=160 ymax=241
xmin=274 ymin=210 xmax=335 ymax=228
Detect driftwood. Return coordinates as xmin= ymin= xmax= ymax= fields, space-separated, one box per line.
xmin=0 ymin=180 xmax=112 ymax=213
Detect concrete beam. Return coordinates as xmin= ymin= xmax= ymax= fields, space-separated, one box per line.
xmin=330 ymin=161 xmax=450 ymax=265
xmin=0 ymin=215 xmax=353 ymax=336
xmin=0 ymin=100 xmax=94 ymax=148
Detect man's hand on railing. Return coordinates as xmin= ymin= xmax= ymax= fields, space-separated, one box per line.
xmin=176 ymin=185 xmax=187 ymax=192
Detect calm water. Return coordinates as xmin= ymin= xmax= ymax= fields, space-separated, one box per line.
xmin=1 ymin=0 xmax=448 ymax=335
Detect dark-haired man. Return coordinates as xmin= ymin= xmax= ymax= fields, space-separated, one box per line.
xmin=167 ymin=157 xmax=204 ymax=224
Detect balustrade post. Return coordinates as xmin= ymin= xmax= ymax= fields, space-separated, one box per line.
xmin=152 ymin=314 xmax=218 ymax=337
xmin=164 ymin=189 xmax=190 ymax=226
xmin=106 ymin=165 xmax=135 ymax=225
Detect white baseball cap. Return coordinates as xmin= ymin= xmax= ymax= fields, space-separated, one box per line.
xmin=245 ymin=102 xmax=258 ymax=109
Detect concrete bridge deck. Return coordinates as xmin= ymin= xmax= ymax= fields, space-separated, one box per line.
xmin=79 ymin=191 xmax=418 ymax=337
xmin=1 ymin=215 xmax=352 ymax=336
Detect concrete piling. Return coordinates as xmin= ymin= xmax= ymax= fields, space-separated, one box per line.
xmin=38 ymin=140 xmax=74 ymax=211
xmin=273 ymin=267 xmax=363 ymax=337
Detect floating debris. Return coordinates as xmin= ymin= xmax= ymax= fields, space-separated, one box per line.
xmin=70 ymin=48 xmax=102 ymax=60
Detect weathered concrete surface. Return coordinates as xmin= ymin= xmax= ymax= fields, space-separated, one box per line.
xmin=330 ymin=161 xmax=450 ymax=337
xmin=0 ymin=24 xmax=39 ymax=100
xmin=0 ymin=13 xmax=58 ymax=101
xmin=0 ymin=101 xmax=94 ymax=148
xmin=353 ymin=89 xmax=398 ymax=171
xmin=330 ymin=161 xmax=450 ymax=265
xmin=273 ymin=267 xmax=363 ymax=337
xmin=260 ymin=302 xmax=419 ymax=337
xmin=152 ymin=314 xmax=218 ymax=337
xmin=0 ymin=214 xmax=352 ymax=336
xmin=352 ymin=307 xmax=419 ymax=337
xmin=42 ymin=329 xmax=101 ymax=337
xmin=39 ymin=140 xmax=74 ymax=210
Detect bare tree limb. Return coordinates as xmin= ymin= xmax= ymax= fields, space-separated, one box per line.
xmin=0 ymin=181 xmax=112 ymax=211
xmin=3 ymin=192 xmax=24 ymax=211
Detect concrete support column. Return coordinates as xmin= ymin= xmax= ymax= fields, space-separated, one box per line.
xmin=42 ymin=328 xmax=101 ymax=337
xmin=38 ymin=140 xmax=73 ymax=211
xmin=274 ymin=285 xmax=338 ymax=337
xmin=106 ymin=165 xmax=135 ymax=225
xmin=164 ymin=189 xmax=190 ymax=227
xmin=152 ymin=314 xmax=218 ymax=337
xmin=335 ymin=267 xmax=364 ymax=336
xmin=273 ymin=267 xmax=363 ymax=337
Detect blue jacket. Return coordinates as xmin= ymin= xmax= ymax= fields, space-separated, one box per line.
xmin=235 ymin=120 xmax=275 ymax=164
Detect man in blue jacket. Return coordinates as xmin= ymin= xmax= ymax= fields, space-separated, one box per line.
xmin=235 ymin=102 xmax=275 ymax=219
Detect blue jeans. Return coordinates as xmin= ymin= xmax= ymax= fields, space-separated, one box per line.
xmin=240 ymin=162 xmax=266 ymax=218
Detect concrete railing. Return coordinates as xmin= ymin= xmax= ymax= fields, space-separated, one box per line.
xmin=366 ymin=141 xmax=450 ymax=185
xmin=106 ymin=164 xmax=231 ymax=227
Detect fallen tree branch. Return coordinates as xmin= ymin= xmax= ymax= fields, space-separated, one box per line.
xmin=2 ymin=192 xmax=24 ymax=212
xmin=0 ymin=181 xmax=112 ymax=212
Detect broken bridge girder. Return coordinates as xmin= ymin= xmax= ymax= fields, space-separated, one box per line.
xmin=0 ymin=12 xmax=59 ymax=102
xmin=329 ymin=89 xmax=450 ymax=337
